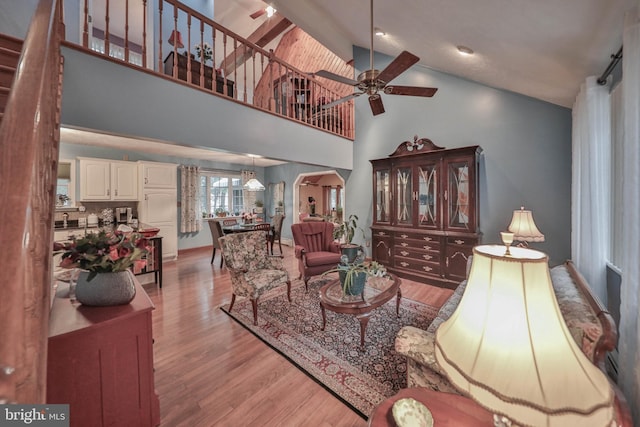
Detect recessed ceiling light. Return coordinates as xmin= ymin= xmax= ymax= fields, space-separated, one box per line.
xmin=375 ymin=27 xmax=386 ymax=36
xmin=457 ymin=45 xmax=474 ymax=56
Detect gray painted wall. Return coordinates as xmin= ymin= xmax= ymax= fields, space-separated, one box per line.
xmin=347 ymin=46 xmax=572 ymax=266
xmin=60 ymin=46 xmax=353 ymax=169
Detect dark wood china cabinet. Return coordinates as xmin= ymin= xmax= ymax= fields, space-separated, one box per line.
xmin=370 ymin=136 xmax=482 ymax=289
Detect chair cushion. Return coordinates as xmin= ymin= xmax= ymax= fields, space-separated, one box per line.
xmin=304 ymin=251 xmax=342 ymax=267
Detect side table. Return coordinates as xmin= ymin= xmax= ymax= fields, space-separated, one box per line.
xmin=367 ymin=388 xmax=492 ymax=427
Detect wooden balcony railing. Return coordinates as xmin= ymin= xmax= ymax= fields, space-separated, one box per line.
xmin=75 ymin=0 xmax=354 ymax=139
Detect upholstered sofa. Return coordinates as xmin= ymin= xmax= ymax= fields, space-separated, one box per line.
xmin=395 ymin=260 xmax=632 ymax=425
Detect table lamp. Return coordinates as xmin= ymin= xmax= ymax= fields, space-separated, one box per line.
xmin=168 ymin=30 xmax=184 ymax=49
xmin=435 ymin=245 xmax=614 ymax=427
xmin=508 ymin=207 xmax=544 ymax=246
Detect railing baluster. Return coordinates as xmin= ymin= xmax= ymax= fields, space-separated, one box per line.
xmin=105 ymin=0 xmax=110 ymax=57
xmin=158 ymin=0 xmax=163 ymax=72
xmin=124 ymin=0 xmax=129 ymax=63
xmin=222 ymin=33 xmax=227 ymax=96
xmin=83 ymin=0 xmax=89 ymax=47
xmin=186 ymin=13 xmax=192 ymax=84
xmin=199 ymin=20 xmax=204 ymax=88
xmin=142 ymin=0 xmax=147 ymax=68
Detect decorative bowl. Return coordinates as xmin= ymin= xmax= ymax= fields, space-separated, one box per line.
xmin=392 ymin=398 xmax=433 ymax=427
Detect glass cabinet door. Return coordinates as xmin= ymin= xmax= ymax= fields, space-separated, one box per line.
xmin=447 ymin=160 xmax=472 ymax=230
xmin=374 ymin=168 xmax=391 ymax=223
xmin=396 ymin=166 xmax=413 ymax=225
xmin=418 ymin=164 xmax=438 ymax=227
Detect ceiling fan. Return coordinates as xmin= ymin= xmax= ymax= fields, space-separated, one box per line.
xmin=312 ymin=0 xmax=437 ymax=116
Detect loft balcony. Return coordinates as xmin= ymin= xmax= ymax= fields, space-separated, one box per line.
xmin=62 ymin=0 xmax=355 ymax=141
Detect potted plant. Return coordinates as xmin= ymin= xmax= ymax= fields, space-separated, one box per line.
xmin=324 ymin=256 xmax=388 ymax=296
xmin=254 ymin=199 xmax=264 ymax=214
xmin=215 ymin=207 xmax=227 ymax=217
xmin=333 ymin=213 xmax=364 ymax=263
xmin=54 ymin=230 xmax=149 ymax=306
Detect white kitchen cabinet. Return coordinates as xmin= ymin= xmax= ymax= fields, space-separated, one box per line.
xmin=139 ymin=161 xmax=177 ymax=189
xmin=79 ymin=158 xmax=138 ymax=201
xmin=139 ymin=189 xmax=178 ymax=260
xmin=111 ymin=161 xmax=138 ymax=200
xmin=138 ymin=161 xmax=178 ymax=260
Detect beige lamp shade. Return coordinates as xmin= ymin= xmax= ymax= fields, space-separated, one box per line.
xmin=508 ymin=207 xmax=545 ymax=242
xmin=435 ymin=245 xmax=614 ymax=427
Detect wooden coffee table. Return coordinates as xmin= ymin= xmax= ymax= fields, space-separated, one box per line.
xmin=319 ymin=273 xmax=401 ymax=347
xmin=367 ymin=388 xmax=493 ymax=427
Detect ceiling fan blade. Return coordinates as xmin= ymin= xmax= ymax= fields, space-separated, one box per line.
xmin=384 ymin=86 xmax=438 ymax=97
xmin=369 ymin=95 xmax=385 ymax=116
xmin=250 ymin=9 xmax=266 ymax=19
xmin=322 ymin=93 xmax=362 ymax=109
xmin=313 ymin=70 xmax=359 ymax=86
xmin=376 ymin=51 xmax=420 ymax=85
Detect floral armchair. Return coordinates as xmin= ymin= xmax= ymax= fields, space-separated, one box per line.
xmin=219 ymin=230 xmax=291 ymax=325
xmin=291 ymin=222 xmax=342 ymax=290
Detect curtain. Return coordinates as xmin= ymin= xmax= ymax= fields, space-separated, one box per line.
xmin=180 ymin=165 xmax=201 ymax=233
xmin=619 ymin=4 xmax=640 ymax=421
xmin=241 ymin=170 xmax=256 ymax=211
xmin=571 ymin=76 xmax=611 ymax=304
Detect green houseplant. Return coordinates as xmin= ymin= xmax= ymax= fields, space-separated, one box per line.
xmin=333 ymin=213 xmax=364 ymax=263
xmin=324 ymin=256 xmax=387 ymax=296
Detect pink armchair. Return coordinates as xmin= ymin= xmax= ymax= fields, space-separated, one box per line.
xmin=291 ymin=222 xmax=342 ymax=290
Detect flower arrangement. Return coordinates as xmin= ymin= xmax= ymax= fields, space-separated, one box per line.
xmin=54 ymin=230 xmax=149 ymax=281
xmin=194 ymin=42 xmax=212 ymax=63
xmin=241 ymin=212 xmax=256 ymax=221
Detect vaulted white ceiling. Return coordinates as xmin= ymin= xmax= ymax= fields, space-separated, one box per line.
xmin=265 ymin=0 xmax=634 ymax=108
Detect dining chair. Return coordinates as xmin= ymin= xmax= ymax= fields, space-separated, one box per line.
xmin=219 ymin=231 xmax=291 ymax=325
xmin=253 ymin=222 xmax=272 ymax=253
xmin=207 ymin=220 xmax=225 ymax=268
xmin=270 ymin=214 xmax=284 ymax=255
xmin=222 ymin=218 xmax=238 ymax=226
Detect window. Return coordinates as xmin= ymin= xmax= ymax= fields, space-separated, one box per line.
xmin=200 ymin=172 xmax=245 ymax=216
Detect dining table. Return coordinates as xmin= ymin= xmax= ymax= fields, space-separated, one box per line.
xmin=222 ymin=222 xmax=271 ymax=233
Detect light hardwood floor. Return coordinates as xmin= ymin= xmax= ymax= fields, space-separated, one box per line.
xmin=141 ymin=244 xmax=453 ymax=427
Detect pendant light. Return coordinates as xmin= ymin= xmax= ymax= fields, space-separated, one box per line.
xmin=244 ymin=156 xmax=265 ymax=191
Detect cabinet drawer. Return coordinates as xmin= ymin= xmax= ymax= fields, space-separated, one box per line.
xmin=396 ymin=231 xmax=438 ymax=242
xmin=447 ymin=236 xmax=477 ymax=247
xmin=395 ymin=237 xmax=440 ymax=252
xmin=393 ymin=246 xmax=438 ymax=262
xmin=394 ymin=257 xmax=441 ymax=275
xmin=373 ymin=229 xmax=392 ymax=238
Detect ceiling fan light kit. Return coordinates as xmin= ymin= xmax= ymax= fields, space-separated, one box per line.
xmin=312 ymin=0 xmax=437 ymax=116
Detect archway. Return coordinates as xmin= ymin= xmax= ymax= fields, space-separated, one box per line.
xmin=293 ymin=171 xmax=345 ymax=223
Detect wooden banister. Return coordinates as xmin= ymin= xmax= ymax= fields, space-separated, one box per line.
xmin=0 ymin=0 xmax=63 ymax=404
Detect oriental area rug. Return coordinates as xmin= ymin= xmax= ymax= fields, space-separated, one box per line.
xmin=220 ymin=278 xmax=438 ymax=418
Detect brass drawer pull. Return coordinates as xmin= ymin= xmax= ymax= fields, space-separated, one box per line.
xmin=423 ymin=245 xmax=432 ymax=250
xmin=422 ymin=236 xmax=432 ymax=241
xmin=422 ymin=266 xmax=433 ymax=272
xmin=400 ymin=251 xmax=409 ymax=256
xmin=400 ymin=262 xmax=409 ymax=267
xmin=454 ymin=239 xmax=464 ymax=245
xmin=422 ymin=254 xmax=432 ymax=260
xmin=400 ymin=234 xmax=408 ymax=238
xmin=400 ymin=243 xmax=408 ymax=247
